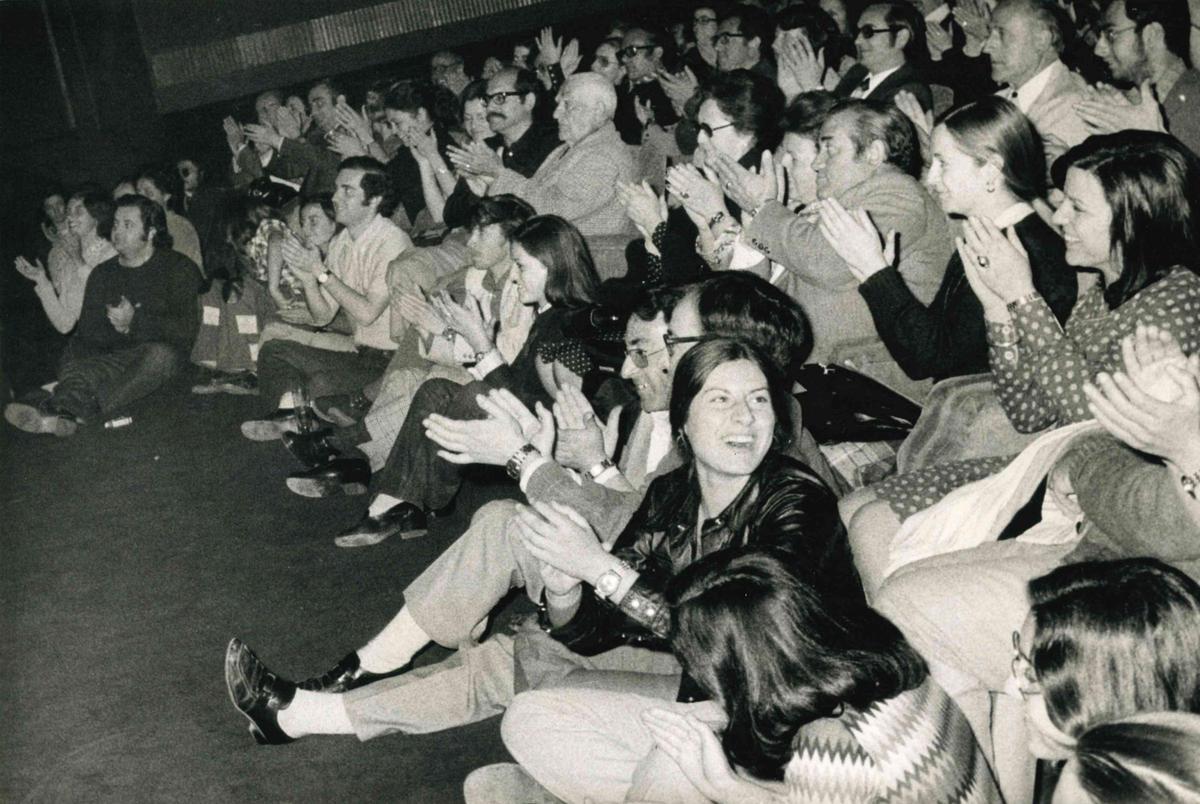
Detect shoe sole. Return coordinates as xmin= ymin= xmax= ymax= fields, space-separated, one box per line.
xmin=223 ymin=638 xmax=269 ymax=745
xmin=4 ymin=403 xmax=77 ymax=436
xmin=333 ymin=526 xmax=425 ymax=548
xmin=191 ymin=383 xmax=224 ymax=395
xmin=241 ymin=420 xmax=296 ymax=441
xmin=217 ymin=383 xmax=259 ymax=396
xmin=286 ymin=476 xmax=368 ymax=498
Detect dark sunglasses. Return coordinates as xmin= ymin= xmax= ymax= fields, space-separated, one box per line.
xmin=855 ymin=24 xmax=902 ymax=39
xmin=663 ymin=333 xmax=710 ymax=355
xmin=617 ymin=44 xmax=655 ymax=60
xmin=697 ymin=121 xmax=735 ymax=138
xmin=712 ymin=31 xmax=748 ymax=45
xmin=483 ymin=90 xmax=523 ymax=106
xmin=625 ymin=343 xmax=668 ymax=368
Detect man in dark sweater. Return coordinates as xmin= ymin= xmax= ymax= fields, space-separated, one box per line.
xmin=4 ymin=195 xmax=200 ymax=436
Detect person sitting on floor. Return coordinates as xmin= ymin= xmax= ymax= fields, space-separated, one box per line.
xmin=223 ymin=338 xmax=858 ymax=748
xmin=4 ymin=195 xmax=200 ymax=435
xmin=136 ymin=164 xmax=205 ymax=278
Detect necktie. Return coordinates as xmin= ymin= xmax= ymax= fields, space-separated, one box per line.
xmin=858 ymin=77 xmax=871 ymax=94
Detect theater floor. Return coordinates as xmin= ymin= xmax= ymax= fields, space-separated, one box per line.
xmin=0 ymin=384 xmax=523 ymax=802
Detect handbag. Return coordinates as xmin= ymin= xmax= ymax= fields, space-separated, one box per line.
xmin=794 ymin=363 xmax=922 ymax=444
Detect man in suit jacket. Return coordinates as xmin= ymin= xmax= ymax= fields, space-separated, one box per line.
xmin=985 ymin=0 xmax=1091 ymax=166
xmin=743 ymin=99 xmax=953 ymax=395
xmin=835 ymin=1 xmax=934 ymax=111
xmin=488 ymin=73 xmax=635 ymax=236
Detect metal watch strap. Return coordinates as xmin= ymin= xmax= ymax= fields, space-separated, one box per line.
xmin=505 ymin=443 xmax=539 ymax=481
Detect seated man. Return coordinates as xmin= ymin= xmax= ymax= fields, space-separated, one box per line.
xmin=242 ymin=157 xmax=411 ymax=440
xmin=282 ymin=194 xmax=537 ymax=494
xmin=614 ymin=25 xmax=682 ymax=144
xmin=4 ymin=195 xmax=200 ymax=435
xmin=135 ymin=164 xmax=205 ymax=278
xmin=223 ymin=282 xmax=858 ymax=745
xmin=430 ymin=50 xmax=473 ymax=100
xmin=483 ymin=72 xmax=636 ymax=237
xmin=741 ymin=98 xmax=953 ymax=396
xmin=240 ymin=80 xmax=345 ymax=197
xmin=714 ymin=4 xmax=776 ymax=79
xmin=833 ymin=1 xmax=933 ymax=111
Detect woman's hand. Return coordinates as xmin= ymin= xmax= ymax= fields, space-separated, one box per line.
xmin=397 ymin=289 xmax=447 ymax=336
xmin=960 ymin=215 xmax=1037 ymax=304
xmin=1083 ymin=353 xmax=1200 ymax=469
xmin=617 ymin=181 xmax=668 ymax=240
xmin=272 ymin=105 xmax=304 ymax=141
xmin=641 ymin=708 xmax=740 ymax=802
xmin=953 ymin=0 xmax=992 ymax=54
xmin=431 ymin=291 xmax=493 ymax=353
xmin=773 ymin=30 xmax=825 ymax=100
xmin=14 ymin=256 xmax=48 ymax=285
xmin=326 ymin=129 xmax=367 ymax=158
xmin=1121 ymin=324 xmax=1189 ymax=401
xmin=707 ymin=150 xmax=779 ymax=215
xmin=925 ymin=19 xmax=953 ymax=61
xmin=334 ymin=99 xmax=374 ymax=144
xmin=222 ymin=116 xmax=246 ymax=154
xmin=407 ymin=125 xmax=441 ymax=163
xmin=816 ymin=199 xmax=896 ymax=282
xmin=280 ymin=235 xmax=323 ymax=280
xmin=658 ymin=67 xmax=699 ymax=112
xmin=513 ymin=500 xmax=610 ymax=583
xmin=666 ymin=164 xmax=728 ymax=224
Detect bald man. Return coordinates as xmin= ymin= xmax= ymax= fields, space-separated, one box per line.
xmin=487 ymin=72 xmax=635 ymax=236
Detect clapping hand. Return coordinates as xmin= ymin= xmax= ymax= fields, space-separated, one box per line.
xmin=106 ymin=295 xmax=137 ymax=334
xmin=641 ymin=708 xmax=738 ymax=802
xmin=14 ymin=256 xmax=48 ymax=285
xmin=925 ymin=19 xmax=953 ymax=61
xmin=666 ymin=163 xmax=728 ymax=226
xmin=953 ymin=0 xmax=991 ymax=53
xmin=817 ymin=199 xmax=897 ymax=282
xmin=396 ymin=288 xmax=447 ymax=336
xmin=243 ymin=122 xmax=283 ymax=152
xmin=958 ymin=216 xmax=1036 ymax=306
xmin=774 ymin=30 xmax=825 ymax=101
xmin=334 ymin=99 xmax=374 ymax=144
xmin=280 ymin=234 xmax=323 ymax=279
xmin=616 ymin=181 xmax=668 ymax=239
xmin=894 ymin=90 xmax=933 ymax=168
xmin=222 ymin=116 xmax=246 ymax=153
xmin=1121 ymin=324 xmax=1189 ymax=401
xmin=272 ymin=105 xmax=303 ymax=140
xmin=424 ymin=387 xmax=555 ymax=465
xmin=326 ymin=129 xmax=367 ymax=157
xmin=447 ymin=140 xmax=503 ymax=178
xmin=285 ymin=95 xmax=310 ymax=133
xmin=707 ymin=150 xmax=780 ymax=215
xmin=553 ymin=384 xmax=618 ymax=471
xmin=535 ymin=26 xmax=579 ymax=73
xmin=406 ymin=125 xmax=441 ymax=163
xmin=430 ymin=291 xmax=494 ymax=353
xmin=1075 ymin=81 xmax=1165 ymax=135
xmin=513 ymin=500 xmax=608 ymax=584
xmin=657 ymin=67 xmax=699 ymax=112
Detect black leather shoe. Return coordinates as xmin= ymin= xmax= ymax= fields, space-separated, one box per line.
xmin=224 ymin=638 xmax=298 ymax=745
xmin=241 ymin=407 xmax=317 ymax=442
xmin=281 ymin=428 xmax=342 ymax=469
xmin=333 ymin=502 xmax=427 ymax=548
xmin=312 ymin=392 xmax=372 ymax=427
xmin=286 ymin=457 xmax=370 ymax=498
xmin=297 ymin=651 xmax=408 ymax=693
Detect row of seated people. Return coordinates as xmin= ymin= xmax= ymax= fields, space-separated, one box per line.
xmin=7 ymin=0 xmax=1200 ymax=800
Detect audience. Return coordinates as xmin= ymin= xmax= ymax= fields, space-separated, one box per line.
xmin=9 ymin=4 xmax=1200 ymax=799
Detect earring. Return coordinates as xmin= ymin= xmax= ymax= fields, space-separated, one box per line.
xmin=986 ymin=182 xmax=996 ymax=193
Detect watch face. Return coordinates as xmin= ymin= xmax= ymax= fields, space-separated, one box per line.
xmin=596 ymin=570 xmax=621 ymax=597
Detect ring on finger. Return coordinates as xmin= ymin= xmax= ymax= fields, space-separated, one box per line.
xmin=977 ymin=255 xmax=990 ymax=268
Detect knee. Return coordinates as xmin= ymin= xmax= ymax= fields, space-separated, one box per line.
xmin=141 ymin=343 xmax=181 ymax=377
xmin=838 ymin=486 xmax=877 ymax=526
xmin=500 ymin=690 xmax=555 ymax=759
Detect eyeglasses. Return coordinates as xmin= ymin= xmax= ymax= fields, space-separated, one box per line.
xmin=694 ymin=15 xmax=717 ymax=25
xmin=1010 ymin=631 xmax=1042 ymax=699
xmin=1099 ymin=24 xmax=1137 ymax=44
xmin=855 ymin=24 xmax=902 ymax=40
xmin=484 ymin=90 xmax=523 ymax=106
xmin=625 ymin=343 xmax=668 ymax=368
xmin=697 ymin=121 xmax=735 ymax=138
xmin=712 ymin=31 xmax=748 ymax=46
xmin=663 ymin=333 xmax=710 ymax=355
xmin=617 ymin=44 xmax=655 ymax=61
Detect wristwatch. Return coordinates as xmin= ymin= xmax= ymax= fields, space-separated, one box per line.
xmin=316 ymin=269 xmax=332 ymax=285
xmin=594 ymin=559 xmax=633 ymax=600
xmin=586 ymin=458 xmax=616 ymax=479
xmin=505 ymin=443 xmax=540 ymax=481
xmin=1180 ymin=469 xmax=1200 ymax=500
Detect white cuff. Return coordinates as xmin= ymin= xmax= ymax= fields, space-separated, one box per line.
xmin=468 ymin=348 xmax=504 ymax=380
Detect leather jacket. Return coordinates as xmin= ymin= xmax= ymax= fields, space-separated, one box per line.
xmin=543 ymin=451 xmax=863 ymax=662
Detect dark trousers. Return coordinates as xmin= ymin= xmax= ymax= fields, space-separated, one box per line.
xmin=374 ymin=375 xmax=548 ymax=512
xmin=53 ymin=341 xmax=182 ymax=421
xmin=257 ymin=339 xmax=392 ymax=413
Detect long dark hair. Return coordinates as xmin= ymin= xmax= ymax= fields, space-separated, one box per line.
xmin=1060 ymin=131 xmax=1200 ymax=308
xmin=71 ymin=190 xmax=116 ymax=241
xmin=940 ymin=97 xmax=1046 ymax=203
xmin=1071 ymin=712 xmax=1200 ymax=802
xmin=1029 ymin=558 xmax=1200 ymax=741
xmin=509 ymin=215 xmax=600 ymax=308
xmin=668 ymin=549 xmax=927 ymax=781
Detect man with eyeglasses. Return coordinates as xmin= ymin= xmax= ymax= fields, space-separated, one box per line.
xmin=429 ymin=51 xmax=473 ymax=100
xmin=983 ymin=0 xmax=1090 ymax=166
xmin=714 ymin=4 xmax=776 ymax=78
xmin=1086 ymin=0 xmax=1199 ymax=156
xmin=613 ymin=26 xmax=681 ymax=145
xmin=681 ymin=5 xmax=720 ymax=81
xmin=834 ymin=2 xmax=934 ymax=111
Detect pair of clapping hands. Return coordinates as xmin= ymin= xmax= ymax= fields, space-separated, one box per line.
xmin=228 ymin=102 xmax=307 ymax=155
xmin=396 ymin=285 xmax=496 ymax=355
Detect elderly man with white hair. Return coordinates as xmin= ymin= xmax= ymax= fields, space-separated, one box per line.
xmin=487 ymin=72 xmax=636 ymax=236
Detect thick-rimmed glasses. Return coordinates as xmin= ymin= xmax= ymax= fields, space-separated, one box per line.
xmin=855 ymin=24 xmax=902 ymax=40
xmin=712 ymin=31 xmax=748 ymax=46
xmin=697 ymin=121 xmax=735 ymax=138
xmin=484 ymin=90 xmax=523 ymax=106
xmin=617 ymin=45 xmax=655 ymax=61
xmin=663 ymin=333 xmax=709 ymax=355
xmin=1010 ymin=630 xmax=1041 ymax=699
xmin=1098 ymin=24 xmax=1137 ymax=45
xmin=625 ymin=344 xmax=668 ymax=368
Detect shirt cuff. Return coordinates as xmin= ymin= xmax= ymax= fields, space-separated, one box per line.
xmin=468 ymin=348 xmax=504 ymax=380
xmin=591 ymin=465 xmax=621 ymax=485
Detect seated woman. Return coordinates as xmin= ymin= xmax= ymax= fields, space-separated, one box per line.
xmin=818 ymin=97 xmax=1077 ymax=383
xmin=223 ymin=338 xmax=858 ymax=746
xmin=320 ymin=214 xmax=604 ymax=545
xmin=500 ymin=549 xmax=997 ymax=803
xmin=618 ymin=69 xmax=785 ymax=287
xmin=1053 ymin=712 xmax=1200 ymax=803
xmin=15 ymin=189 xmax=116 ymax=335
xmin=1013 ymin=560 xmax=1200 ymax=791
xmin=846 ymin=130 xmax=1200 ymax=597
xmin=380 ymin=80 xmax=462 ymax=237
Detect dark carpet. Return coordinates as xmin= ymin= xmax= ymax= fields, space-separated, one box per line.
xmin=0 ymin=384 xmax=524 ymax=803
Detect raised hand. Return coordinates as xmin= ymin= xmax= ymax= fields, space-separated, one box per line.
xmin=242 ymin=122 xmax=283 ymax=152
xmin=430 ymin=291 xmax=493 ymax=353
xmin=1075 ymin=80 xmax=1166 ymax=135
xmin=536 ymin=27 xmax=563 ymax=64
xmin=272 ymin=105 xmax=303 ymax=140
xmin=925 ymin=19 xmax=953 ymax=61
xmin=222 ymin=116 xmax=246 ymax=153
xmin=707 ymin=150 xmax=777 ymax=215
xmin=560 ymin=38 xmax=582 ymax=77
xmin=894 ymin=90 xmax=933 ymax=168
xmin=334 ymin=99 xmax=374 ymax=143
xmin=774 ymin=30 xmax=825 ymax=101
xmin=14 ymin=256 xmax=48 ymax=285
xmin=666 ymin=163 xmax=728 ymax=223
xmin=396 ymin=288 xmax=447 ymax=336
xmin=425 ymin=388 xmax=555 ymax=465
xmin=960 ymin=215 xmax=1035 ymax=304
xmin=953 ymin=0 xmax=991 ymax=54
xmin=657 ymin=67 xmax=699 ymax=112
xmin=817 ymin=199 xmax=896 ymax=282
xmin=616 ymin=181 xmax=668 ymax=239
xmin=326 ymin=129 xmax=367 ymax=157
xmin=552 ymin=384 xmax=612 ymax=471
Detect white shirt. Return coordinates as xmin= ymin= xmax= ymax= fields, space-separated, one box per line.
xmin=992 ymin=201 xmax=1036 ymax=230
xmin=1004 ymin=60 xmax=1060 ymax=114
xmin=322 ymin=214 xmax=412 ymax=350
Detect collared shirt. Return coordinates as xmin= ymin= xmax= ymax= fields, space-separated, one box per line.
xmin=322 ymin=214 xmax=412 ymax=350
xmin=497 ymin=122 xmax=562 ymax=178
xmin=852 ymin=65 xmax=903 ymax=98
xmin=1004 ymin=60 xmax=1060 ymax=113
xmin=992 ymin=201 xmax=1036 ymax=230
